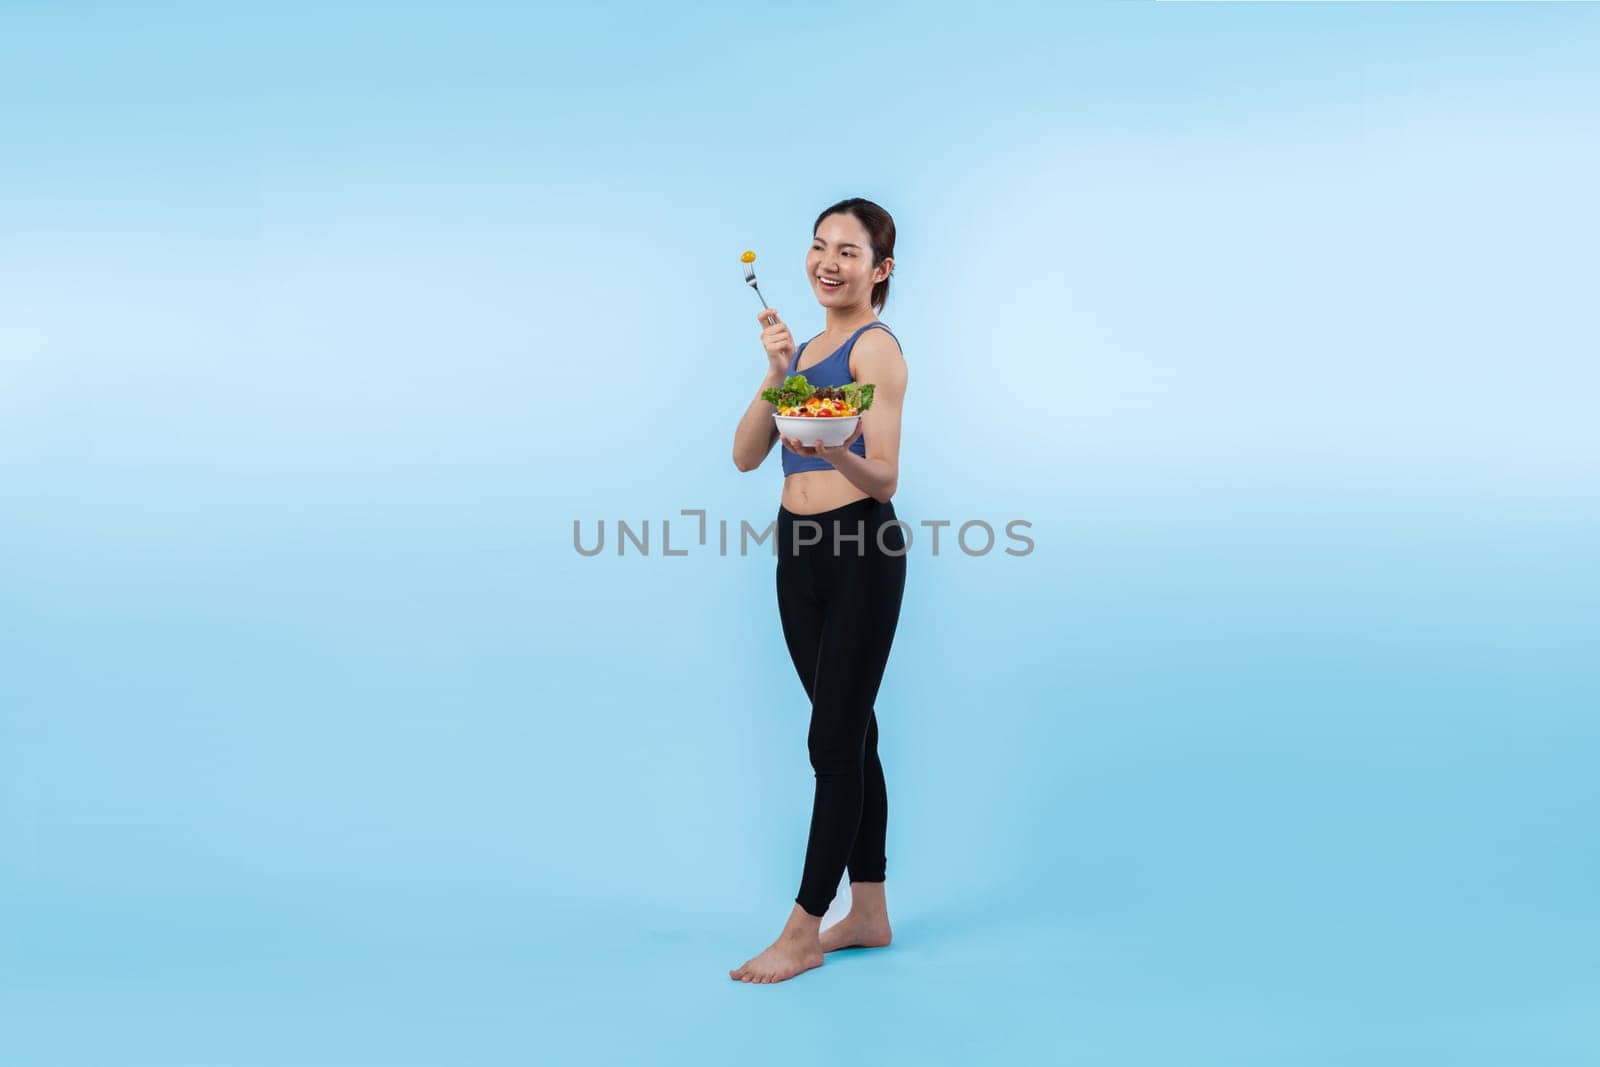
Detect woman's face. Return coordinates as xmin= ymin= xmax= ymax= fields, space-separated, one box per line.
xmin=807 ymin=212 xmax=889 ymax=310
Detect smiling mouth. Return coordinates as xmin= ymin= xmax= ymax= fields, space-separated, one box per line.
xmin=817 ymin=276 xmax=844 ymax=289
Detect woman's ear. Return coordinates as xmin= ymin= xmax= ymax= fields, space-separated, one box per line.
xmin=876 ymin=257 xmax=893 ymax=283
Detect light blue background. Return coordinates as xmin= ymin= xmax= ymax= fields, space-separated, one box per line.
xmin=3 ymin=2 xmax=1597 ymax=1064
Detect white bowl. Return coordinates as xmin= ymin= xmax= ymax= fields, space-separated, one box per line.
xmin=774 ymin=413 xmax=860 ymax=447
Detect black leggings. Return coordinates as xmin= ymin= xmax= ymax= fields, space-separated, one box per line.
xmin=775 ymin=495 xmax=908 ymax=918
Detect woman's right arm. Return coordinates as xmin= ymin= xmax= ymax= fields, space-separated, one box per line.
xmin=732 ymin=308 xmax=798 ymax=472
xmin=732 ymin=371 xmax=784 ymax=472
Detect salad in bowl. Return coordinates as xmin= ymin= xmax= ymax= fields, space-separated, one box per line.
xmin=762 ymin=374 xmax=876 ymax=447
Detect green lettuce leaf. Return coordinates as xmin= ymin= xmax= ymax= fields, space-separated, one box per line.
xmin=761 ymin=374 xmax=815 ymax=409
xmin=840 ymin=382 xmax=875 ymax=413
xmin=761 ymin=374 xmax=876 ymax=413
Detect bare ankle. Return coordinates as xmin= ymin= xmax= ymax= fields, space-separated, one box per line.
xmin=846 ymin=883 xmax=888 ymax=913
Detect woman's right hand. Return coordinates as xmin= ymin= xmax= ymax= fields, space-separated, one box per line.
xmin=758 ymin=308 xmax=794 ymax=378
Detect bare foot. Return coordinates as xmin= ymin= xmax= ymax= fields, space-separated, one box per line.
xmin=819 ymin=913 xmax=893 ymax=952
xmin=728 ymin=931 xmax=824 ymax=984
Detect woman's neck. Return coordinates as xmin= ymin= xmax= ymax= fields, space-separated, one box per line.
xmin=823 ymin=303 xmax=878 ymax=336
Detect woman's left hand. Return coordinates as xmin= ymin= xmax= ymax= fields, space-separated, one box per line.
xmin=782 ymin=420 xmax=864 ymax=464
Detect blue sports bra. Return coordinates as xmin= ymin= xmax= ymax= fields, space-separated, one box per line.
xmin=780 ymin=321 xmax=899 ymax=477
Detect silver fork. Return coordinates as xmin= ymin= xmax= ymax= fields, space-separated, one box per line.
xmin=742 ymin=260 xmax=776 ymax=327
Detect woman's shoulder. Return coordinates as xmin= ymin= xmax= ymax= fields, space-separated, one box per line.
xmin=848 ymin=321 xmax=906 ymax=384
xmin=854 ymin=321 xmax=903 ymax=357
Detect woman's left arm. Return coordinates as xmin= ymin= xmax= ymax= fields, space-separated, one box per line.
xmin=784 ymin=330 xmax=908 ymax=502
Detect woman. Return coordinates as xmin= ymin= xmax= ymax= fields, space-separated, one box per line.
xmin=728 ymin=198 xmax=910 ymax=984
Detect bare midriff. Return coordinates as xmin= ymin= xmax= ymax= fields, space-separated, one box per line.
xmin=778 ymin=341 xmax=873 ymax=516
xmin=781 ymin=469 xmax=871 ymax=515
